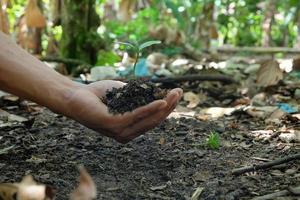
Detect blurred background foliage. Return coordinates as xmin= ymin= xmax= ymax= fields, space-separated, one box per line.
xmin=1 ymin=0 xmax=300 ymax=73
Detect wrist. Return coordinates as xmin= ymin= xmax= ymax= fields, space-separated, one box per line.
xmin=47 ymin=80 xmax=84 ymax=117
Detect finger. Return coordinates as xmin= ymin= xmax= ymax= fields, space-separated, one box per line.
xmin=103 ymin=88 xmax=182 ymax=139
xmin=164 ymin=88 xmax=182 ymax=112
xmin=120 ymin=92 xmax=181 ymax=141
xmin=108 ymin=99 xmax=167 ymax=128
xmin=103 ymin=87 xmax=182 ymax=128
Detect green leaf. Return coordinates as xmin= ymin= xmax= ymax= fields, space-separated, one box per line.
xmin=163 ymin=0 xmax=185 ymax=29
xmin=138 ymin=40 xmax=161 ymax=51
xmin=96 ymin=51 xmax=121 ymax=66
xmin=206 ymin=132 xmax=220 ymax=150
xmin=116 ymin=42 xmax=137 ymax=50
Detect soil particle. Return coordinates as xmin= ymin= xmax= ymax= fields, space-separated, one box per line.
xmin=105 ymin=80 xmax=166 ymax=114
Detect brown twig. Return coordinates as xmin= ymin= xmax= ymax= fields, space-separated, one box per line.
xmin=232 ymin=153 xmax=300 ymax=176
xmin=40 ymin=56 xmax=93 ymax=68
xmin=251 ymin=186 xmax=300 ymax=200
xmin=151 ymin=74 xmax=236 ymax=84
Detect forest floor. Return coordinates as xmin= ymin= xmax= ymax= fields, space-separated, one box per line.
xmin=0 ymin=57 xmax=300 ymax=200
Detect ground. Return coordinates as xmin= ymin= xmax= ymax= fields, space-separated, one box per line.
xmin=0 ymin=95 xmax=299 ymax=199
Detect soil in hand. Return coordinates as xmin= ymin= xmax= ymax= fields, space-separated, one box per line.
xmin=104 ymin=79 xmax=166 ymax=114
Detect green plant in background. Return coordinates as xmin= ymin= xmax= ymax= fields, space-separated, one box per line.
xmin=96 ymin=50 xmax=120 ymax=66
xmin=117 ymin=40 xmax=161 ymax=75
xmin=206 ymin=131 xmax=220 ymax=150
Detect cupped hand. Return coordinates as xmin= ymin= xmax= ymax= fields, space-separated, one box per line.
xmin=66 ymin=80 xmax=182 ymax=143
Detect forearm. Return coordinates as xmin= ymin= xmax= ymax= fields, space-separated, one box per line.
xmin=0 ymin=32 xmax=80 ymax=115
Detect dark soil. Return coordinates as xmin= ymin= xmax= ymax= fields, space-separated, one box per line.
xmin=1 ymin=75 xmax=299 ymax=199
xmin=105 ymin=80 xmax=166 ymax=114
xmin=0 ymin=107 xmax=299 ymax=199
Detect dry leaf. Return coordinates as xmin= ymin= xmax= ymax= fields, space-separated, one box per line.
xmin=191 ymin=187 xmax=204 ymax=200
xmin=70 ymin=167 xmax=96 ymax=200
xmin=256 ymin=60 xmax=283 ymax=87
xmin=183 ymin=92 xmax=201 ymax=108
xmin=0 ymin=183 xmax=18 ymax=200
xmin=25 ymin=0 xmax=46 ymax=28
xmin=159 ymin=137 xmax=165 ymax=145
xmin=0 ymin=175 xmax=55 ymax=200
xmin=245 ymin=106 xmax=278 ymax=119
xmin=197 ymin=107 xmax=239 ymax=120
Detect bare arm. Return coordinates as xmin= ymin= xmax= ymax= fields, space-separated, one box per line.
xmin=0 ymin=31 xmax=78 ymax=115
xmin=0 ymin=32 xmax=182 ymax=143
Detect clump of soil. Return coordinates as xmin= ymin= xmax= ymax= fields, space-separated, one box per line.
xmin=104 ymin=80 xmax=166 ymax=114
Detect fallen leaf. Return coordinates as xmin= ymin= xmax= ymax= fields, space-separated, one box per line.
xmin=265 ymin=109 xmax=286 ymax=124
xmin=197 ymin=106 xmax=241 ymax=120
xmin=150 ymin=185 xmax=167 ymax=191
xmin=159 ymin=137 xmax=165 ymax=145
xmin=256 ymin=60 xmax=283 ymax=87
xmin=183 ymin=92 xmax=201 ymax=108
xmin=270 ymin=170 xmax=284 ymax=177
xmin=0 ymin=109 xmax=28 ymax=123
xmin=0 ymin=145 xmax=15 ymax=155
xmin=2 ymin=95 xmax=19 ymax=102
xmin=232 ymin=97 xmax=251 ymax=106
xmin=245 ymin=106 xmax=277 ymax=119
xmin=0 ymin=175 xmax=55 ymax=200
xmin=70 ymin=167 xmax=96 ymax=200
xmin=18 ymin=175 xmax=54 ymax=200
xmin=285 ymin=168 xmax=297 ymax=175
xmin=279 ymin=130 xmax=300 ymax=143
xmin=191 ymin=187 xmax=204 ymax=200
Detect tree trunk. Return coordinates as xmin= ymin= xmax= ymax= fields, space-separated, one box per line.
xmin=194 ymin=1 xmax=216 ymax=50
xmin=261 ymin=0 xmax=276 ymax=47
xmin=294 ymin=6 xmax=300 ymax=48
xmin=60 ymin=0 xmax=104 ymax=73
xmin=0 ymin=0 xmax=10 ymax=34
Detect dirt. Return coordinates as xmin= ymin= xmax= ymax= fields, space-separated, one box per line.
xmin=0 ymin=76 xmax=300 ymax=200
xmin=0 ymin=104 xmax=299 ymax=199
xmin=104 ymin=79 xmax=166 ymax=114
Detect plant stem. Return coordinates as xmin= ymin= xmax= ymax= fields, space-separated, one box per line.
xmin=133 ymin=51 xmax=139 ymax=76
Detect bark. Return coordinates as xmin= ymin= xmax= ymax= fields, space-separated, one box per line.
xmin=60 ymin=0 xmax=105 ymax=73
xmin=294 ymin=6 xmax=300 ymax=48
xmin=0 ymin=1 xmax=10 ymax=34
xmin=261 ymin=0 xmax=276 ymax=47
xmin=194 ymin=2 xmax=216 ymax=50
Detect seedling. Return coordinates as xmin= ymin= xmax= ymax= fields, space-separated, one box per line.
xmin=117 ymin=40 xmax=161 ymax=75
xmin=206 ymin=131 xmax=220 ymax=150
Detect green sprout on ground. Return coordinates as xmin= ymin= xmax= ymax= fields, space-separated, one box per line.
xmin=206 ymin=131 xmax=220 ymax=150
xmin=117 ymin=40 xmax=161 ymax=75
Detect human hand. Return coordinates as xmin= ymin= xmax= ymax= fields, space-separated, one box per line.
xmin=65 ymin=80 xmax=182 ymax=143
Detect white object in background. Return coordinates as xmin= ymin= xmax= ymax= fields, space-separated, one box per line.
xmin=0 ymin=90 xmax=9 ymax=98
xmin=90 ymin=66 xmax=118 ymax=81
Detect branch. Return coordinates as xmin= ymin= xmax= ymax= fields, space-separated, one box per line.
xmin=251 ymin=186 xmax=300 ymax=200
xmin=151 ymin=74 xmax=236 ymax=84
xmin=232 ymin=153 xmax=300 ymax=176
xmin=217 ymin=46 xmax=300 ymax=54
xmin=40 ymin=57 xmax=93 ymax=68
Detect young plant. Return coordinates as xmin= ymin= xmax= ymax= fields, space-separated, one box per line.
xmin=117 ymin=40 xmax=161 ymax=75
xmin=206 ymin=131 xmax=220 ymax=150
